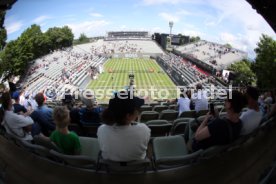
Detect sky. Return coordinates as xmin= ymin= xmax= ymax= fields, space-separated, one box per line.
xmin=4 ymin=0 xmax=276 ymax=58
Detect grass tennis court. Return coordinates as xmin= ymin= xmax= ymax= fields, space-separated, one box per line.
xmin=87 ymin=58 xmax=177 ymax=102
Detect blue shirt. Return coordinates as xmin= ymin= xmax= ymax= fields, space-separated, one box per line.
xmin=79 ymin=107 xmax=103 ymax=124
xmin=30 ymin=105 xmax=55 ymax=136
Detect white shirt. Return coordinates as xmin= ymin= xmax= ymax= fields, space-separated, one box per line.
xmin=97 ymin=123 xmax=151 ymax=161
xmin=2 ymin=111 xmax=34 ymax=140
xmin=192 ymin=90 xmax=208 ymax=112
xmin=240 ymin=109 xmax=262 ymax=135
xmin=177 ymin=97 xmax=191 ymax=116
xmin=29 ymin=98 xmax=38 ymax=110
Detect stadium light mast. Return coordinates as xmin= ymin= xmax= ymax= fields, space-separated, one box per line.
xmin=169 ymin=21 xmax=174 ymax=36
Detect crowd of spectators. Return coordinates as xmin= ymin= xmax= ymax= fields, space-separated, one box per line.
xmin=160 ymin=53 xmax=208 ymax=85
xmin=0 ymin=85 xmax=275 ymax=163
xmin=23 ymin=48 xmax=104 ymax=104
xmin=90 ymin=41 xmax=144 ymax=55
xmin=176 ymin=40 xmax=247 ymax=70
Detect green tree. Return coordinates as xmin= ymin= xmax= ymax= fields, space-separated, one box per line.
xmin=78 ymin=33 xmax=89 ymax=43
xmin=253 ymin=34 xmax=276 ymax=89
xmin=60 ymin=26 xmax=74 ymax=47
xmin=0 ymin=40 xmax=25 ymax=79
xmin=224 ymin=43 xmax=232 ymax=48
xmin=228 ymin=60 xmax=256 ymax=86
xmin=0 ymin=24 xmax=74 ymax=80
xmin=190 ymin=36 xmax=200 ymax=43
xmin=45 ymin=26 xmax=74 ymax=50
xmin=0 ymin=11 xmax=7 ymax=50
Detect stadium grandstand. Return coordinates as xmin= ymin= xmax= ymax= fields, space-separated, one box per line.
xmin=0 ymin=0 xmax=276 ymax=184
xmin=174 ymin=40 xmax=248 ymax=71
xmin=105 ymin=31 xmax=151 ymax=40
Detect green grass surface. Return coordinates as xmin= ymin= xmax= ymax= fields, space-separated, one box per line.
xmin=87 ymin=58 xmax=177 ymax=102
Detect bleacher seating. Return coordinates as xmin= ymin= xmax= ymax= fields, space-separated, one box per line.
xmin=175 ymin=40 xmax=247 ymax=70
xmin=0 ymin=99 xmax=275 ymax=183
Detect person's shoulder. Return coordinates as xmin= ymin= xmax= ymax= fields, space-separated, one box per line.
xmin=50 ymin=130 xmax=58 ymax=139
xmin=97 ymin=124 xmax=108 ymax=132
xmin=69 ymin=131 xmax=79 ymax=139
xmin=135 ymin=123 xmax=151 ymax=131
xmin=208 ymin=118 xmax=227 ymax=128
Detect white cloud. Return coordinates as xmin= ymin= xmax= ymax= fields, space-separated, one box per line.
xmin=218 ymin=32 xmax=257 ymax=58
xmin=176 ymin=10 xmax=191 ymax=15
xmin=149 ymin=27 xmax=164 ymax=34
xmin=67 ymin=20 xmax=110 ymax=38
xmin=143 ymin=0 xmax=204 ymax=5
xmin=159 ymin=12 xmax=180 ymax=23
xmin=90 ymin=13 xmax=103 ymax=17
xmin=206 ymin=0 xmax=276 ymax=57
xmin=4 ymin=17 xmax=23 ymax=34
xmin=120 ymin=25 xmax=127 ymax=30
xmin=183 ymin=30 xmax=205 ymax=37
xmin=32 ymin=15 xmax=52 ymax=24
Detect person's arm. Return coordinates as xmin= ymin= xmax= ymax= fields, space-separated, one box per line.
xmin=14 ymin=113 xmax=34 ymax=132
xmin=268 ymin=104 xmax=276 ymax=118
xmin=195 ymin=114 xmax=212 ymax=141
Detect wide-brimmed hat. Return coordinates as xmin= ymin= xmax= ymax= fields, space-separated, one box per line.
xmin=108 ymin=91 xmax=144 ymax=113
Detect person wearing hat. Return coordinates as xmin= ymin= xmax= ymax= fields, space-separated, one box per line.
xmin=97 ymin=90 xmax=151 ymax=162
xmin=12 ymin=91 xmax=27 ymax=114
xmin=79 ymin=93 xmax=103 ymax=125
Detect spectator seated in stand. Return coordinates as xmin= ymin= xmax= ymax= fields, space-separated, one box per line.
xmin=50 ymin=106 xmax=81 ymax=155
xmin=191 ymin=83 xmax=208 ymax=112
xmin=62 ymin=89 xmax=74 ymax=110
xmin=12 ymin=91 xmax=27 ymax=114
xmin=240 ymin=87 xmax=262 ymax=135
xmin=30 ymin=93 xmax=55 ymax=136
xmin=0 ymin=92 xmax=34 ymax=141
xmin=192 ymin=90 xmax=245 ymax=151
xmin=177 ymin=89 xmax=191 ymax=116
xmin=97 ymin=90 xmax=150 ymax=161
xmin=79 ymin=92 xmax=103 ymax=125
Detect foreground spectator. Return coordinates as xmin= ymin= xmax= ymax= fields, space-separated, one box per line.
xmin=30 ymin=93 xmax=55 ymax=136
xmin=192 ymin=90 xmax=244 ymax=151
xmin=50 ymin=106 xmax=81 ymax=155
xmin=240 ymin=87 xmax=262 ymax=135
xmin=0 ymin=92 xmax=33 ymax=140
xmin=97 ymin=91 xmax=150 ymax=161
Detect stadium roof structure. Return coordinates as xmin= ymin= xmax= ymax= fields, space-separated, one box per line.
xmin=0 ymin=0 xmax=16 ymax=11
xmin=246 ymin=0 xmax=276 ymax=32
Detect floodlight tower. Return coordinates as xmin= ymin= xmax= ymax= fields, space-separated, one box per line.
xmin=169 ymin=21 xmax=174 ymax=36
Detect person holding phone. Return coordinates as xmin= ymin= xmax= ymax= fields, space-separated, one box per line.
xmin=192 ymin=91 xmax=244 ymax=151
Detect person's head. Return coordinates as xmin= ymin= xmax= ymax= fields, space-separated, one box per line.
xmin=224 ymin=90 xmax=245 ymax=114
xmin=12 ymin=91 xmax=20 ymax=102
xmin=102 ymin=91 xmax=144 ymax=125
xmin=35 ymin=93 xmax=45 ymax=107
xmin=245 ymin=86 xmax=259 ymax=105
xmin=53 ymin=106 xmax=70 ymax=129
xmin=81 ymin=90 xmax=97 ymax=109
xmin=1 ymin=92 xmax=12 ymax=110
xmin=196 ymin=83 xmax=202 ymax=90
xmin=0 ymin=92 xmax=12 ymax=122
